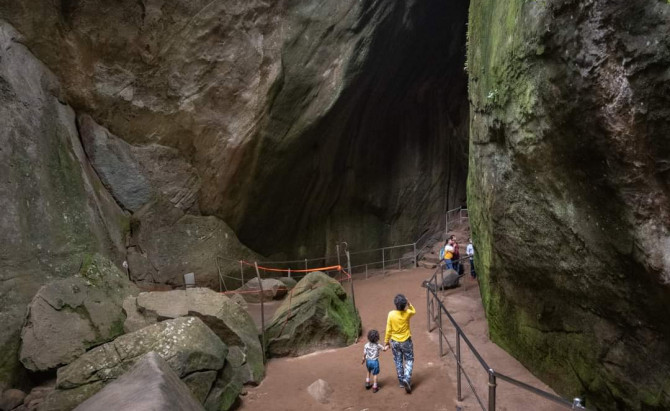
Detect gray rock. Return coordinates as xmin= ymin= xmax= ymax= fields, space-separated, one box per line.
xmin=276 ymin=277 xmax=298 ymax=291
xmin=307 ymin=379 xmax=333 ymax=404
xmin=73 ymin=352 xmax=204 ymax=411
xmin=78 ymin=115 xmax=200 ymax=212
xmin=228 ymin=294 xmax=248 ymax=310
xmin=42 ymin=317 xmax=226 ymax=410
xmin=422 ymin=269 xmax=463 ymax=291
xmin=266 ymin=272 xmax=360 ymax=357
xmin=127 ymin=198 xmax=262 ymax=290
xmin=123 ymin=288 xmax=263 ymax=385
xmin=0 ymin=20 xmax=127 ymax=388
xmin=203 ymin=364 xmax=242 ymax=411
xmin=0 ymin=388 xmax=26 ymax=411
xmin=237 ymin=278 xmax=287 ymax=303
xmin=19 ymin=255 xmax=139 ymax=372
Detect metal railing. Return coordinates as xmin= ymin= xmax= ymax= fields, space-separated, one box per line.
xmin=425 ymin=263 xmax=587 ymax=411
xmin=445 ymin=205 xmax=468 ymax=235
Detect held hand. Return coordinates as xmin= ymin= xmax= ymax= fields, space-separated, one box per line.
xmin=361 ymin=358 xmax=365 ymax=365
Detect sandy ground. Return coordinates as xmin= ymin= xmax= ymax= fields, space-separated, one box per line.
xmin=240 ymin=229 xmax=569 ymax=410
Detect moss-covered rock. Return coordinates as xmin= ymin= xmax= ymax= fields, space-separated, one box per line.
xmin=19 ymin=254 xmax=139 ymax=372
xmin=266 ymin=272 xmax=360 ymax=357
xmin=468 ymin=1 xmax=670 ymax=409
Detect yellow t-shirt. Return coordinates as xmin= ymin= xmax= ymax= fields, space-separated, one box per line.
xmin=384 ymin=304 xmax=416 ymax=344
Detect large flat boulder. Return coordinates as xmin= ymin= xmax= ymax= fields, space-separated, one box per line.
xmin=40 ymin=317 xmax=231 ymax=411
xmin=19 ymin=255 xmax=139 ymax=372
xmin=237 ymin=278 xmax=287 ymax=303
xmin=123 ymin=288 xmax=264 ymax=385
xmin=73 ymin=352 xmax=204 ymax=411
xmin=265 ymin=272 xmax=360 ymax=357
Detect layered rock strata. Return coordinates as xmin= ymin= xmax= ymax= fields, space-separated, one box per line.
xmin=468 ymin=1 xmax=670 ymax=409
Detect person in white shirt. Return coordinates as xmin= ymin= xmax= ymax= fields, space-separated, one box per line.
xmin=466 ymin=238 xmax=476 ymax=279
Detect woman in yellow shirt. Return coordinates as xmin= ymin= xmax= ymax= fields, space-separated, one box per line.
xmin=384 ymin=294 xmax=416 ymax=393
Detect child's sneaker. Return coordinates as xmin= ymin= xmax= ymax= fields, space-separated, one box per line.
xmin=372 ymin=386 xmax=379 ymax=393
xmin=365 ymin=382 xmax=372 ymax=390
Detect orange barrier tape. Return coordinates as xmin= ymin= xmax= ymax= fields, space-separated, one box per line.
xmin=241 ymin=261 xmax=344 ymax=274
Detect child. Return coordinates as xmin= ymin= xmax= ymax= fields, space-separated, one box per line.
xmin=361 ymin=329 xmax=386 ymax=393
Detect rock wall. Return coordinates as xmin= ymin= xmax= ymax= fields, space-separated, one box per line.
xmin=467 ymin=0 xmax=670 ymax=409
xmin=0 ymin=21 xmax=127 ymax=387
xmin=0 ymin=0 xmax=469 ymax=258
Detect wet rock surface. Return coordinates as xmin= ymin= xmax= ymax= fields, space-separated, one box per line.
xmin=468 ymin=1 xmax=670 ymax=409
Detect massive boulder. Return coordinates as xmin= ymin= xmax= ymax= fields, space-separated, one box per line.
xmin=20 ymin=254 xmax=139 ymax=372
xmin=123 ymin=288 xmax=264 ymax=385
xmin=74 ymin=352 xmax=204 ymax=411
xmin=468 ymin=1 xmax=670 ymax=409
xmin=0 ymin=21 xmax=127 ymax=388
xmin=41 ymin=317 xmax=234 ymax=411
xmin=265 ymin=272 xmax=360 ymax=357
xmin=0 ymin=0 xmax=470 ymax=259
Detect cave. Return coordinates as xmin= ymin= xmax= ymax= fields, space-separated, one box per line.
xmin=214 ymin=0 xmax=471 ymax=258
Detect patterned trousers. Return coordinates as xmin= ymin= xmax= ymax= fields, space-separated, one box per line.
xmin=391 ymin=338 xmax=414 ymax=384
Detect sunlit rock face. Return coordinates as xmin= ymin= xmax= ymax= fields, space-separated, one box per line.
xmin=0 ymin=0 xmax=469 ymax=258
xmin=468 ymin=1 xmax=670 ymax=409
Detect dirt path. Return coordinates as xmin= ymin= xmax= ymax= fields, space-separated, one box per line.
xmin=240 ymin=268 xmax=457 ymax=411
xmin=240 ymin=232 xmax=568 ymax=410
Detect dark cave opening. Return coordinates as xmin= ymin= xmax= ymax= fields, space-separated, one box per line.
xmin=233 ymin=0 xmax=471 ymax=258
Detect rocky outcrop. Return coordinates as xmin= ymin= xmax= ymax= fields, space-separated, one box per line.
xmin=266 ymin=272 xmax=360 ymax=357
xmin=0 ymin=21 xmax=127 ymax=388
xmin=42 ymin=317 xmax=233 ymax=411
xmin=468 ymin=1 xmax=670 ymax=409
xmin=19 ymin=254 xmax=139 ymax=372
xmin=0 ymin=0 xmax=470 ymax=259
xmin=126 ymin=197 xmax=262 ymax=290
xmin=123 ymin=288 xmax=264 ymax=385
xmin=74 ymin=352 xmax=204 ymax=411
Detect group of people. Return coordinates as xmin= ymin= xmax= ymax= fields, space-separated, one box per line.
xmin=361 ymin=294 xmax=415 ymax=394
xmin=441 ymin=235 xmax=476 ymax=279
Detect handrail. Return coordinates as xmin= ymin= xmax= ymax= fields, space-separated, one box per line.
xmin=426 ymin=265 xmax=587 ymax=410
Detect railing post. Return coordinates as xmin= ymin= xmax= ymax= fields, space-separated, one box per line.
xmin=488 ymin=370 xmax=497 ymax=411
xmin=365 ymin=264 xmax=368 ymax=279
xmin=457 ymin=333 xmax=462 ymax=401
xmin=398 ymin=257 xmax=401 ymax=271
xmin=382 ymin=248 xmax=385 ymax=273
xmin=413 ymin=242 xmax=417 ymax=267
xmin=288 ymin=268 xmax=291 ymax=279
xmin=346 ymin=249 xmax=357 ymax=314
xmin=304 ymin=258 xmax=308 ymax=271
xmin=239 ymin=260 xmax=244 ymax=284
xmin=426 ymin=288 xmax=430 ymax=332
xmin=336 ymin=244 xmax=341 ymax=267
xmin=438 ymin=305 xmax=443 ymax=356
xmin=254 ymin=262 xmax=266 ymax=364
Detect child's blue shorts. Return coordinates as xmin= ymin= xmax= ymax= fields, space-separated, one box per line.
xmin=366 ymin=359 xmax=380 ymax=375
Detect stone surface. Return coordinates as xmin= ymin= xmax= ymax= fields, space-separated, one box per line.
xmin=42 ymin=317 xmax=227 ymax=410
xmin=276 ymin=277 xmax=298 ymax=291
xmin=73 ymin=352 xmax=204 ymax=411
xmin=0 ymin=389 xmax=26 ymax=411
xmin=237 ymin=278 xmax=288 ymax=303
xmin=229 ymin=294 xmax=248 ymax=310
xmin=19 ymin=255 xmax=139 ymax=372
xmin=0 ymin=0 xmax=469 ymax=261
xmin=423 ymin=269 xmax=462 ymax=291
xmin=468 ymin=1 xmax=670 ymax=409
xmin=266 ymin=272 xmax=360 ymax=357
xmin=0 ymin=21 xmax=127 ymax=388
xmin=123 ymin=288 xmax=264 ymax=384
xmin=307 ymin=379 xmax=333 ymax=404
xmin=78 ymin=115 xmax=200 ymax=213
xmin=127 ymin=198 xmax=262 ymax=290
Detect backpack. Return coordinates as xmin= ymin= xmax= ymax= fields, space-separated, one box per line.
xmin=438 ymin=247 xmax=444 ymax=260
